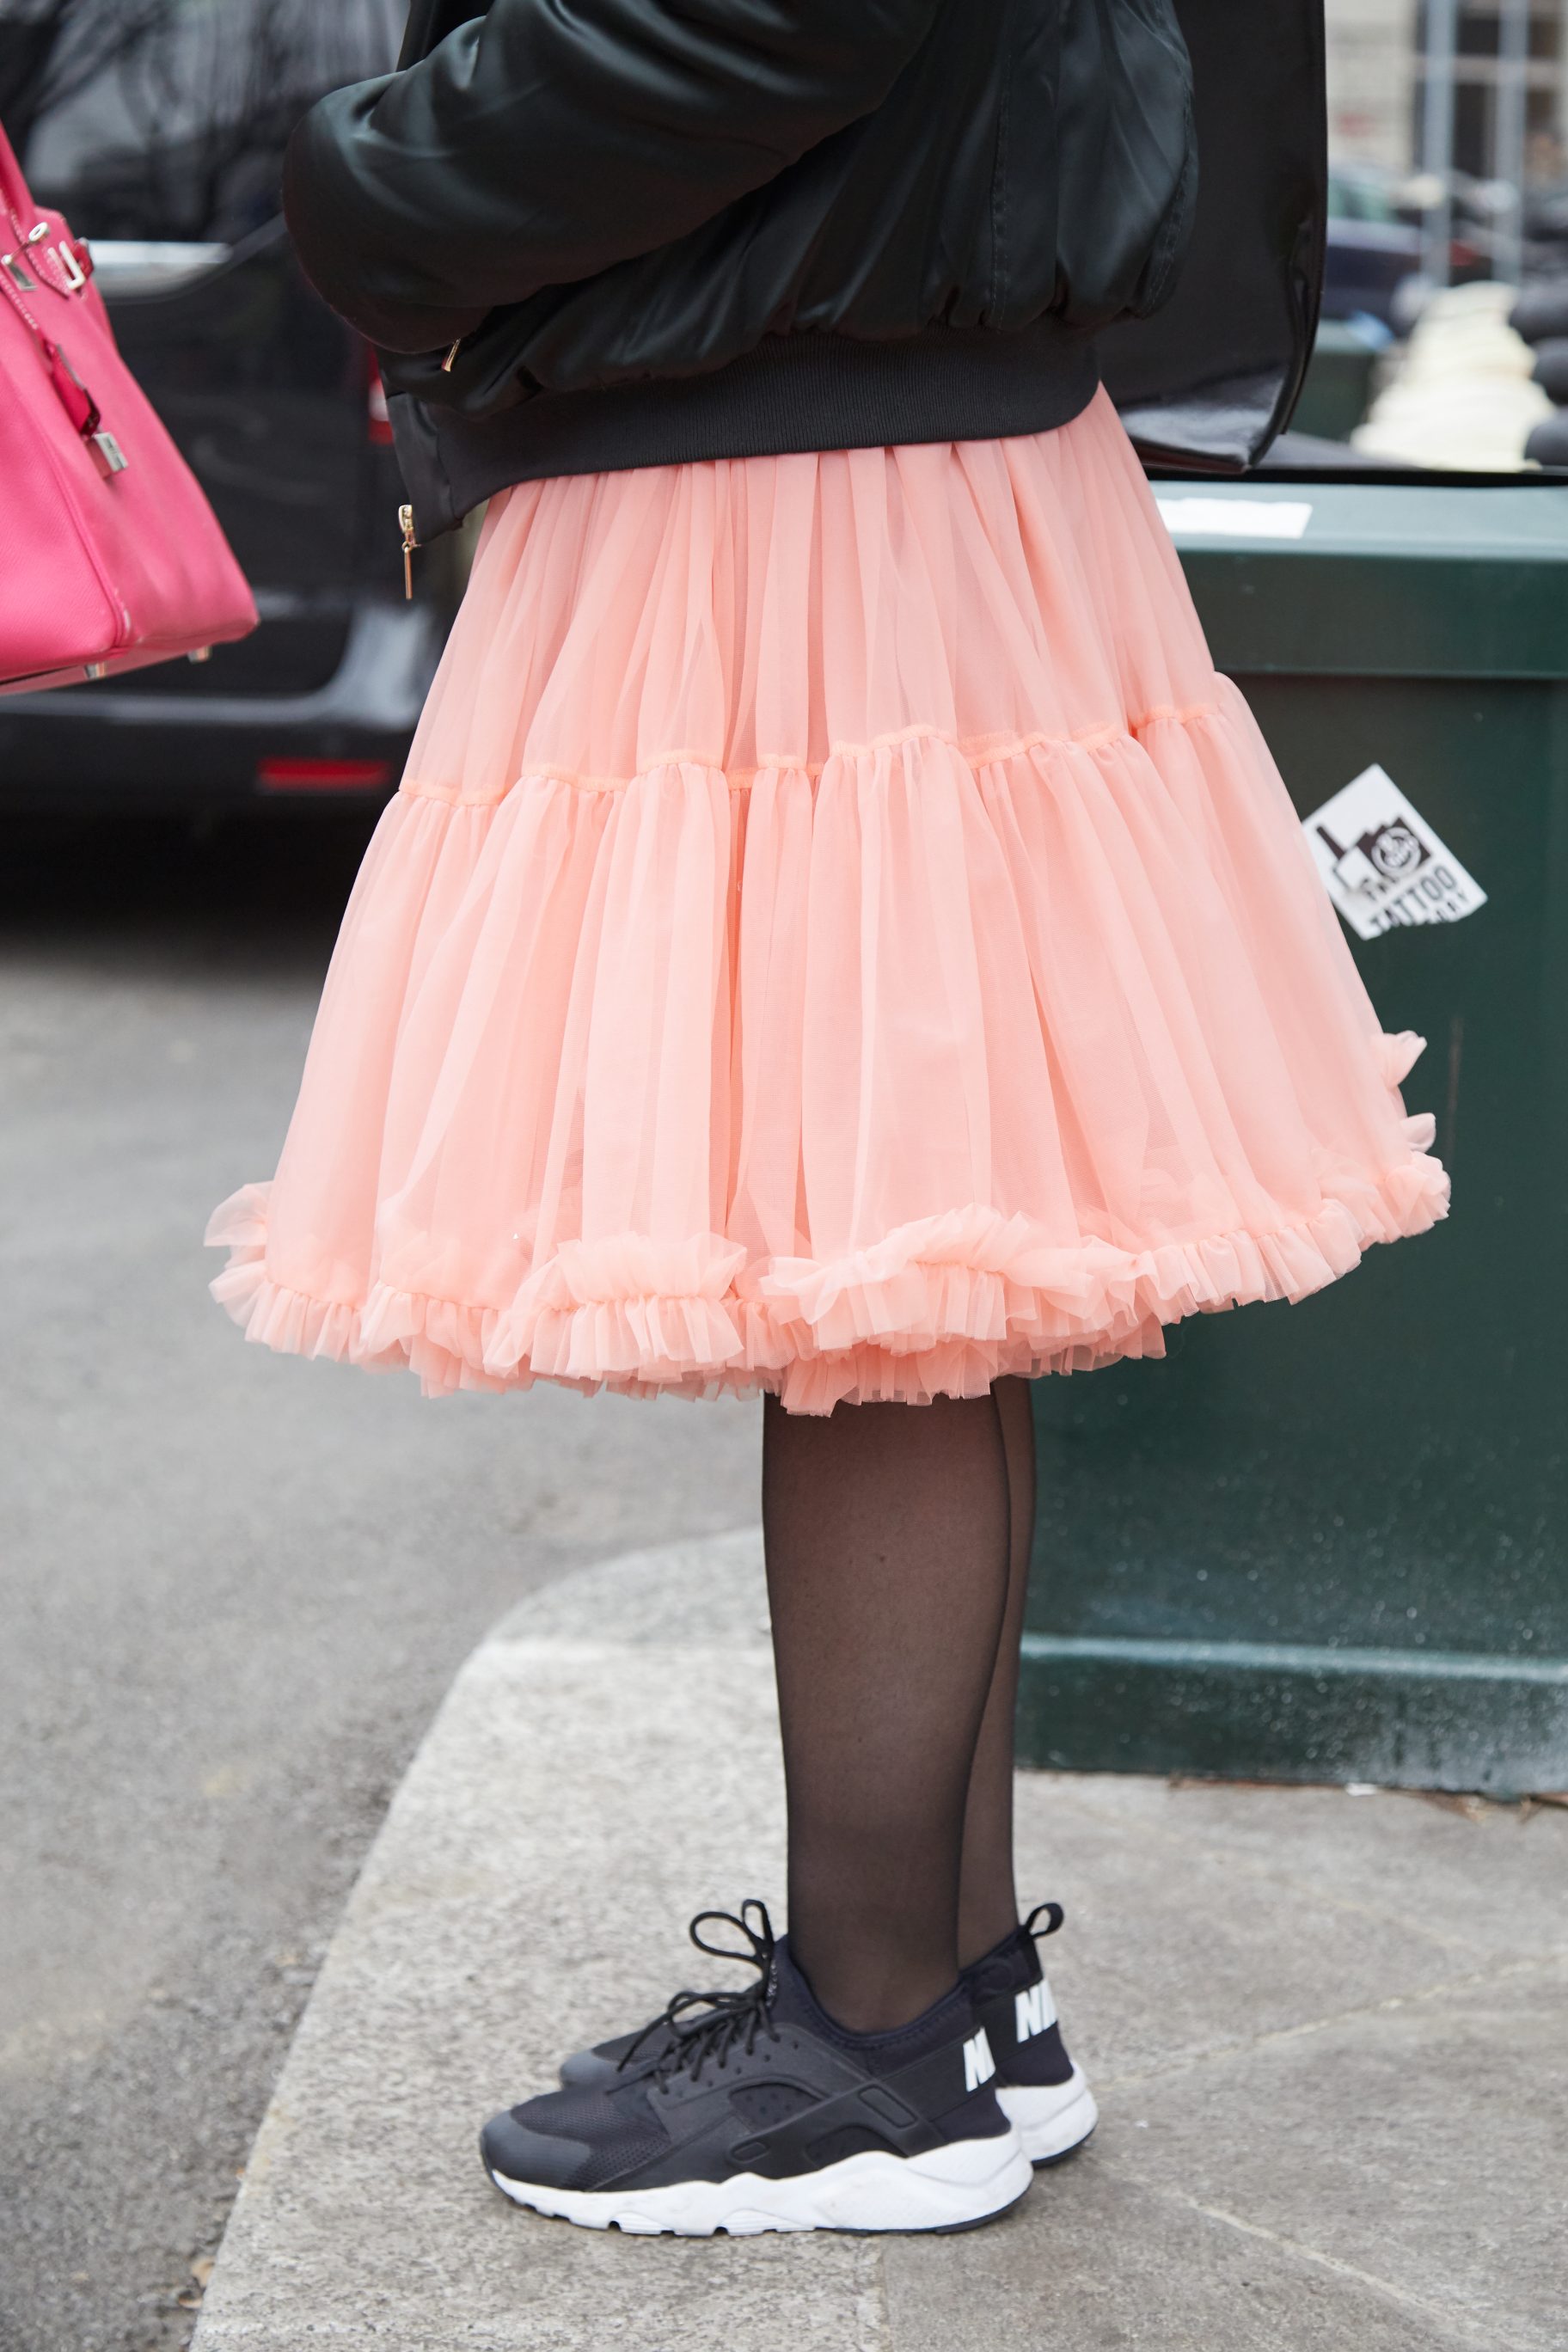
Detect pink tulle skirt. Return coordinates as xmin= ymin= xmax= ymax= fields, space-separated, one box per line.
xmin=206 ymin=388 xmax=1447 ymax=1412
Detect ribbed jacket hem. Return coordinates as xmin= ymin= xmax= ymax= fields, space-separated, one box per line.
xmin=390 ymin=321 xmax=1100 ymax=538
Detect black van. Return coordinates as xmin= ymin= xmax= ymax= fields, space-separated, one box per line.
xmin=0 ymin=0 xmax=462 ymax=808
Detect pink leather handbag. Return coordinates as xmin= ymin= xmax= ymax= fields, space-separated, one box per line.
xmin=0 ymin=116 xmax=257 ymax=696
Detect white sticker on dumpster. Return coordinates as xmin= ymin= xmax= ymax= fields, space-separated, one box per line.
xmin=1155 ymin=498 xmax=1313 ymax=541
xmin=1303 ymin=765 xmax=1487 ymax=940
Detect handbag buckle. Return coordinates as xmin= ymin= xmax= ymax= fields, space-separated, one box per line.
xmin=91 ymin=429 xmax=128 ymax=476
xmin=58 ymin=241 xmax=87 ymax=292
xmin=3 ymin=252 xmax=37 ymax=291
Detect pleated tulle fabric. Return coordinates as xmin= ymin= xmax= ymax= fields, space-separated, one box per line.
xmin=206 ymin=389 xmax=1447 ymax=1410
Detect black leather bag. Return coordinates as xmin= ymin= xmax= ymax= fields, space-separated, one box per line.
xmin=1099 ymin=0 xmax=1327 ymax=470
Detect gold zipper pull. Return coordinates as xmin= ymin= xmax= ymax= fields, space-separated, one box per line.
xmin=441 ymin=339 xmax=462 ymax=373
xmin=399 ymin=502 xmax=418 ymax=599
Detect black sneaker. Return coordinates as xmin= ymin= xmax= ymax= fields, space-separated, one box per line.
xmin=561 ymin=1899 xmax=1098 ymax=2167
xmin=481 ymin=1906 xmax=1032 ymax=2235
xmin=967 ymin=1902 xmax=1098 ymax=2165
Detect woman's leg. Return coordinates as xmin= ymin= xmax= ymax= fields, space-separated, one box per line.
xmin=761 ymin=1389 xmax=1013 ymax=2033
xmin=958 ymin=1375 xmax=1037 ymax=1963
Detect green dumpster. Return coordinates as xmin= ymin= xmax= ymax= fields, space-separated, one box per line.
xmin=1019 ymin=483 xmax=1568 ymax=1794
xmin=1290 ymin=319 xmax=1387 ymax=444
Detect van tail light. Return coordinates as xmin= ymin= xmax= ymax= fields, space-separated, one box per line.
xmin=365 ymin=351 xmax=394 ymax=448
xmin=258 ymin=756 xmax=391 ymax=794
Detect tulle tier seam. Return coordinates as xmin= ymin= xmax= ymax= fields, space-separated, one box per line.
xmin=398 ymin=700 xmax=1224 ymax=806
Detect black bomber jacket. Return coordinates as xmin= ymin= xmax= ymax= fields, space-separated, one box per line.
xmin=283 ymin=0 xmax=1326 ymax=540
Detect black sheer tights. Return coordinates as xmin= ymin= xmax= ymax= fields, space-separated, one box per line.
xmin=760 ymin=1379 xmax=1036 ymax=2033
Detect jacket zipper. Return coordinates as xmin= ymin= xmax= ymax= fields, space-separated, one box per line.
xmin=394 ymin=338 xmax=457 ymax=592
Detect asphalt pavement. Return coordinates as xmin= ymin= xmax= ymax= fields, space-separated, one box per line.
xmin=0 ymin=811 xmax=761 ymax=2352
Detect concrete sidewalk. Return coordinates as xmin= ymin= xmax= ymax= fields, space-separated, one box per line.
xmin=192 ymin=1532 xmax=1566 ymax=2352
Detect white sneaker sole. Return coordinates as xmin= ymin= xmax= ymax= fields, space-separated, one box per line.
xmin=998 ymin=2066 xmax=1098 ymax=2165
xmin=487 ymin=2127 xmax=1032 ymax=2236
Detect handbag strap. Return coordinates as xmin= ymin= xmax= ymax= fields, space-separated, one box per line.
xmin=0 ymin=213 xmax=107 ymax=450
xmin=0 ymin=113 xmax=44 ymax=250
xmin=0 ymin=111 xmax=114 ymax=462
xmin=0 ymin=227 xmax=51 ymax=348
xmin=0 ymin=114 xmax=93 ymax=302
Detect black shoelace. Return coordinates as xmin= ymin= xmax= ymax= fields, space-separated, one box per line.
xmin=617 ymin=1899 xmax=781 ymax=2087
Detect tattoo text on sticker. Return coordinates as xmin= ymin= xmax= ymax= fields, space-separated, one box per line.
xmin=1303 ymin=765 xmax=1487 ymax=941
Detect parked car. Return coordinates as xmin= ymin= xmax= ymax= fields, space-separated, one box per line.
xmin=1324 ymin=163 xmax=1485 ymax=328
xmin=0 ymin=0 xmax=463 ymax=810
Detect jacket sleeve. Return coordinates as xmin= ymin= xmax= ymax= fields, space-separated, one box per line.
xmin=284 ymin=0 xmax=943 ymax=353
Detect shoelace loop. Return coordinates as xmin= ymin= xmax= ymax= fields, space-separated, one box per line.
xmin=621 ymin=1900 xmax=780 ymax=2088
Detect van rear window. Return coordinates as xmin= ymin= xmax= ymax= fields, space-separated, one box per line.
xmin=0 ymin=0 xmax=403 ymax=240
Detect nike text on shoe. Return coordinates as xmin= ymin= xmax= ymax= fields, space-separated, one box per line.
xmin=481 ymin=1906 xmax=1032 ymax=2236
xmin=965 ymin=1901 xmax=1098 ymax=2165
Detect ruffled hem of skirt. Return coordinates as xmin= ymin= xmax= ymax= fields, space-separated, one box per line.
xmin=205 ymin=1078 xmax=1447 ymax=1414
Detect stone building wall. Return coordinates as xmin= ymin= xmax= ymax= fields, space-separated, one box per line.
xmin=1326 ymin=0 xmax=1420 ymax=171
